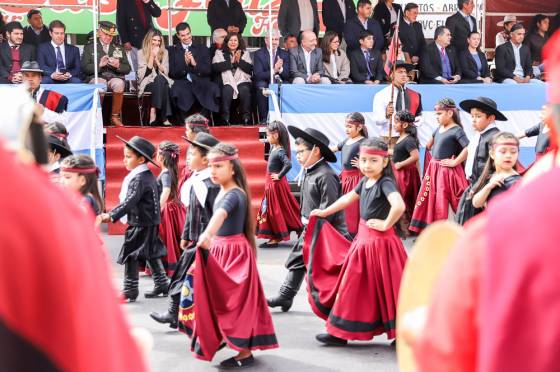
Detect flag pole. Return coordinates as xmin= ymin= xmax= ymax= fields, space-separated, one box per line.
xmin=388 ymin=11 xmax=400 ymax=149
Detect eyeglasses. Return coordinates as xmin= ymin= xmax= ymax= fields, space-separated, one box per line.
xmin=331 ymin=39 xmax=340 ymax=44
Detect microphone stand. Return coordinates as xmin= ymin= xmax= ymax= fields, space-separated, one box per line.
xmin=275 ymin=74 xmax=283 ymax=116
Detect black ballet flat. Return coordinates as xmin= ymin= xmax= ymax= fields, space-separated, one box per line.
xmin=219 ymin=355 xmax=255 ymax=369
xmin=315 ymin=333 xmax=348 ymax=346
xmin=259 ymin=241 xmax=279 ymax=249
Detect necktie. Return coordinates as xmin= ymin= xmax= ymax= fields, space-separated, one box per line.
xmin=441 ymin=47 xmax=452 ymax=79
xmin=364 ymin=50 xmax=372 ymax=79
xmin=184 ymin=46 xmax=192 ymax=82
xmin=56 ymin=46 xmax=65 ymax=71
xmin=465 ymin=16 xmax=472 ymax=31
xmin=11 ymin=45 xmax=17 ymax=50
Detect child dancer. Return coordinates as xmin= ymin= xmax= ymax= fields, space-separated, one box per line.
xmin=310 ymin=138 xmax=407 ymax=345
xmin=330 ymin=112 xmax=368 ymax=236
xmin=257 ymin=120 xmax=302 ymax=248
xmin=60 ymin=154 xmax=103 ymax=216
xmin=410 ymin=98 xmax=469 ymax=234
xmin=471 ymin=132 xmax=522 ymax=209
xmin=179 ymin=114 xmax=211 ymax=191
xmin=150 ymin=132 xmax=220 ymax=329
xmin=156 ymin=141 xmax=186 ymax=277
xmin=518 ymin=104 xmax=552 ymax=162
xmin=180 ymin=143 xmax=278 ymax=366
xmin=391 ymin=110 xmax=420 ymax=234
xmin=455 ymin=97 xmax=506 ymax=224
xmin=46 ymin=133 xmax=72 ymax=182
xmin=99 ymin=136 xmax=169 ymax=302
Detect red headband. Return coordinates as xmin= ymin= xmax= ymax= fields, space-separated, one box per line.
xmin=187 ymin=120 xmax=209 ymax=128
xmin=208 ymin=153 xmax=239 ymax=164
xmin=360 ymin=148 xmax=388 ymax=157
xmin=493 ymin=141 xmax=519 ymax=149
xmin=434 ymin=104 xmax=457 ymax=111
xmin=61 ymin=166 xmax=100 ymax=176
xmin=158 ymin=148 xmax=180 ymax=159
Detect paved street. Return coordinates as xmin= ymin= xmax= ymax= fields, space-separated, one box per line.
xmin=104 ymin=232 xmax=410 ymax=372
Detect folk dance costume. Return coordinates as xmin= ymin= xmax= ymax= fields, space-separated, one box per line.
xmin=256 ymin=147 xmax=302 ymax=242
xmin=304 ymin=176 xmax=408 ymax=341
xmin=392 ymin=135 xmax=421 ymax=232
xmin=108 ymin=136 xmax=169 ymax=302
xmin=46 ymin=134 xmax=72 ymax=183
xmin=410 ymin=126 xmax=469 ymax=233
xmin=158 ymin=170 xmax=186 ymax=276
xmin=268 ymin=127 xmax=349 ymax=312
xmin=336 ymin=138 xmax=366 ymax=235
xmin=525 ymin=122 xmax=551 ymax=161
xmin=179 ymin=189 xmax=278 ymax=361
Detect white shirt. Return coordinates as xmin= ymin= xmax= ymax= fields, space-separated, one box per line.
xmin=337 ymin=0 xmax=347 ymax=21
xmin=511 ymin=41 xmax=525 ymax=77
xmin=180 ymin=167 xmax=212 ymax=207
xmin=51 ymin=41 xmax=66 ymax=69
xmin=298 ymin=0 xmax=315 ymax=31
xmin=372 ymin=83 xmax=409 ymax=137
xmin=465 ymin=122 xmax=498 ymax=178
xmin=459 ymin=10 xmax=474 ymax=32
xmin=303 ymin=48 xmax=313 ymax=78
xmin=359 ymin=16 xmax=368 ymax=29
xmin=330 ymin=53 xmax=338 ymax=79
xmin=495 ymin=32 xmax=508 ymax=47
xmin=388 ymin=4 xmax=397 ymax=24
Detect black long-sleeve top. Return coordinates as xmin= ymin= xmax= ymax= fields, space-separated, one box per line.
xmin=267 ymin=147 xmax=292 ymax=178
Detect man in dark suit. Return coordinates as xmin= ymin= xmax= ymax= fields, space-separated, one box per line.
xmin=0 ymin=22 xmax=36 ymax=84
xmin=322 ymin=0 xmax=356 ymax=39
xmin=343 ymin=0 xmax=384 ymax=52
xmin=349 ymin=30 xmax=384 ymax=84
xmin=116 ymin=0 xmax=161 ymax=50
xmin=278 ymin=0 xmax=320 ymax=38
xmin=207 ymin=0 xmax=247 ymax=34
xmin=289 ymin=30 xmax=330 ymax=84
xmin=494 ymin=23 xmax=542 ymax=84
xmin=372 ymin=0 xmax=403 ymax=40
xmin=399 ymin=2 xmax=426 ymax=65
xmin=169 ymin=22 xmax=220 ymax=120
xmin=420 ymin=26 xmax=462 ymax=84
xmin=445 ymin=0 xmax=476 ymax=54
xmin=23 ymin=9 xmax=50 ymax=47
xmin=253 ymin=29 xmax=290 ymax=122
xmin=37 ymin=20 xmax=81 ymax=84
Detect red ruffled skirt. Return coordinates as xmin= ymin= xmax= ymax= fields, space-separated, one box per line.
xmin=409 ymin=159 xmax=468 ymax=234
xmin=340 ymin=169 xmax=362 ymax=235
xmin=179 ymin=234 xmax=278 ymax=361
xmin=393 ymin=163 xmax=421 ymax=233
xmin=256 ymin=175 xmax=303 ymax=241
xmin=158 ymin=200 xmax=186 ymax=276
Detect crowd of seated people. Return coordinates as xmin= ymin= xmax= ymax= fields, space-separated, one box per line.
xmin=0 ymin=2 xmax=552 ymax=126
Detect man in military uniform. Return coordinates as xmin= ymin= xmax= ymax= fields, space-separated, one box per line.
xmin=81 ymin=21 xmax=131 ymax=126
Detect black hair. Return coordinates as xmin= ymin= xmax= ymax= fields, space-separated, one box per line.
xmin=185 ymin=114 xmax=210 ymax=134
xmin=61 ymin=154 xmax=104 ymax=212
xmin=175 ymin=22 xmax=191 ymax=34
xmin=223 ymin=32 xmax=246 ymax=51
xmin=158 ymin=141 xmax=180 ymax=203
xmin=5 ymin=21 xmax=24 ymax=34
xmin=469 ymin=132 xmax=519 ymax=199
xmin=530 ymin=14 xmax=549 ymax=35
xmin=357 ymin=0 xmax=372 ymax=8
xmin=45 ymin=122 xmax=68 ymax=137
xmin=209 ymin=143 xmax=256 ymax=253
xmin=434 ymin=26 xmax=449 ymax=39
xmin=321 ymin=31 xmax=341 ymax=62
xmin=267 ymin=121 xmax=291 ymax=159
xmin=27 ymin=9 xmax=41 ymax=20
xmin=359 ymin=30 xmax=374 ymax=41
xmin=346 ymin=112 xmax=369 ymax=138
xmin=360 ymin=138 xmax=396 ymax=181
xmin=294 ymin=137 xmax=313 ymax=150
xmin=125 ymin=144 xmax=148 ymax=164
xmin=435 ymin=97 xmax=462 ymax=127
xmin=457 ymin=0 xmax=470 ymax=11
xmin=395 ymin=110 xmax=419 ymax=147
xmin=48 ymin=20 xmax=65 ymax=32
xmin=404 ymin=2 xmax=419 ymax=12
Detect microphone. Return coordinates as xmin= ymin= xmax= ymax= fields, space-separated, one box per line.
xmin=274 ymin=74 xmax=282 ymax=84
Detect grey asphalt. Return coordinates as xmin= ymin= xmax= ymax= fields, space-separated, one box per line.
xmin=104 ymin=232 xmax=411 ymax=372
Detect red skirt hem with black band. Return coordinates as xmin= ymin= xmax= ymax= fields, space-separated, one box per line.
xmin=393 ymin=162 xmax=421 ymax=232
xmin=340 ymin=168 xmax=362 ymax=235
xmin=159 ymin=200 xmax=186 ymax=276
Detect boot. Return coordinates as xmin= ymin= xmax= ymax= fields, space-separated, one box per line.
xmin=267 ymin=269 xmax=305 ymax=312
xmin=149 ymin=294 xmax=179 ymax=329
xmin=145 ymin=259 xmax=170 ymax=298
xmin=111 ymin=92 xmax=124 ymax=127
xmin=122 ymin=259 xmax=139 ymax=302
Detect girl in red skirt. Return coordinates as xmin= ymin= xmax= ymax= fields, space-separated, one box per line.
xmin=330 ymin=112 xmax=368 ymax=236
xmin=409 ymin=98 xmax=469 ymax=234
xmin=310 ymin=138 xmax=407 ymax=345
xmin=181 ymin=143 xmax=278 ymax=367
xmin=391 ymin=110 xmax=420 ymax=235
xmin=257 ymin=120 xmax=303 ymax=248
xmin=155 ymin=141 xmax=186 ymax=278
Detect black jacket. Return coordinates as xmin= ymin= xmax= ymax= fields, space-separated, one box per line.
xmin=0 ymin=43 xmax=36 ymax=78
xmin=322 ymin=0 xmax=356 ymax=38
xmin=181 ymin=178 xmax=220 ymax=242
xmin=494 ymin=42 xmax=533 ymax=82
xmin=116 ymin=0 xmax=161 ymax=49
xmin=109 ymin=169 xmax=161 ymax=226
xmin=343 ymin=16 xmax=385 ymax=52
xmin=399 ymin=18 xmax=426 ymax=60
xmin=445 ymin=11 xmax=477 ymax=53
xmin=278 ymin=0 xmax=320 ymax=37
xmin=23 ymin=25 xmax=50 ymax=47
xmin=459 ymin=49 xmax=490 ymax=80
xmin=470 ymin=127 xmax=500 ymax=183
xmin=349 ymin=48 xmax=384 ymax=83
xmin=207 ymin=0 xmax=247 ymax=33
xmin=419 ymin=42 xmax=461 ymax=82
xmin=253 ymin=47 xmax=290 ymax=84
xmin=372 ymin=1 xmax=403 ymax=38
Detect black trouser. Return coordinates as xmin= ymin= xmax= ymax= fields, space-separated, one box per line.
xmin=168 ymin=246 xmax=197 ymax=297
xmin=255 ymin=80 xmax=269 ymax=123
xmin=145 ymin=74 xmax=173 ymax=120
xmin=221 ymin=82 xmax=251 ymax=119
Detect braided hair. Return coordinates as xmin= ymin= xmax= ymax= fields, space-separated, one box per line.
xmin=435 ymin=97 xmax=462 ymax=127
xmin=395 ymin=110 xmax=419 ymax=148
xmin=158 ymin=141 xmax=180 ymax=202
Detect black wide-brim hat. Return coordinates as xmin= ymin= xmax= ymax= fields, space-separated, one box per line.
xmin=389 ymin=60 xmax=414 ymax=72
xmin=459 ymin=97 xmax=508 ymax=121
xmin=287 ymin=126 xmax=336 ymax=163
xmin=116 ymin=135 xmax=159 ymax=166
xmin=182 ymin=132 xmax=220 ymax=151
xmin=47 ymin=135 xmax=72 ymax=158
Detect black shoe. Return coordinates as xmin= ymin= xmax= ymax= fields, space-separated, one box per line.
xmin=149 ymin=311 xmax=178 ymax=329
xmin=219 ymin=355 xmax=255 ymax=369
xmin=259 ymin=241 xmax=279 ymax=248
xmin=144 ymin=286 xmax=169 ymax=298
xmin=122 ymin=289 xmax=139 ymax=302
xmin=267 ymin=295 xmax=293 ymax=312
xmin=145 ymin=259 xmax=170 ymax=298
xmin=315 ymin=333 xmax=348 ymax=346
